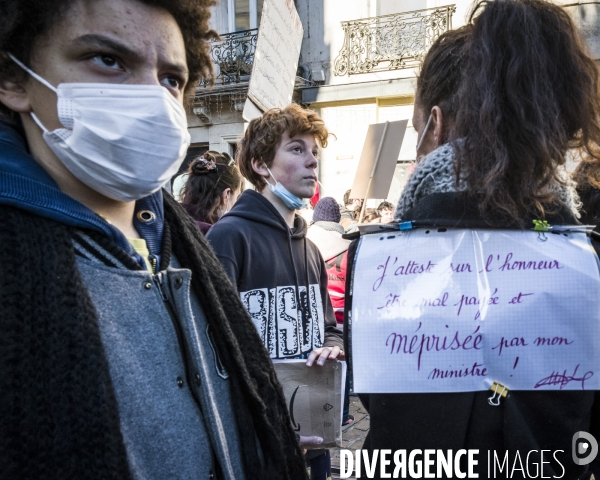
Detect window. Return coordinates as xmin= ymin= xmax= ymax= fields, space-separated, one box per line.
xmin=229 ymin=0 xmax=264 ymax=32
xmin=235 ymin=0 xmax=250 ymax=30
xmin=377 ymin=0 xmax=422 ymax=16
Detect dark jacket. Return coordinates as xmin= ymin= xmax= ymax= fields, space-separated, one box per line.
xmin=181 ymin=202 xmax=213 ymax=234
xmin=207 ymin=189 xmax=343 ymax=358
xmin=345 ymin=192 xmax=600 ymax=479
xmin=0 ymin=120 xmax=308 ymax=480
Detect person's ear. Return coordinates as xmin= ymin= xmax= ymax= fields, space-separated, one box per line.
xmin=251 ymin=158 xmax=269 ymax=178
xmin=430 ymin=106 xmax=444 ymax=147
xmin=220 ymin=187 xmax=231 ymax=205
xmin=0 ymin=77 xmax=32 ymax=113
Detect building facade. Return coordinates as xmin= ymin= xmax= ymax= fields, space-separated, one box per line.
xmin=187 ymin=0 xmax=600 ymax=206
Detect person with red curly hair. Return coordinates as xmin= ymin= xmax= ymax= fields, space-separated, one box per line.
xmin=207 ymin=103 xmax=344 ymax=480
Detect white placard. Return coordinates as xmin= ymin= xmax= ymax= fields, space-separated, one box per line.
xmin=351 ymin=229 xmax=600 ymax=393
xmin=350 ymin=120 xmax=408 ymax=201
xmin=244 ymin=0 xmax=304 ymax=120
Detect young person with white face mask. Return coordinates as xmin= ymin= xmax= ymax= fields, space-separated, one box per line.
xmin=0 ymin=1 xmax=308 ymax=479
xmin=207 ymin=103 xmax=344 ymax=480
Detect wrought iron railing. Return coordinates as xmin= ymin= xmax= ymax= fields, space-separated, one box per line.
xmin=333 ymin=6 xmax=455 ymax=76
xmin=199 ymin=28 xmax=258 ymax=86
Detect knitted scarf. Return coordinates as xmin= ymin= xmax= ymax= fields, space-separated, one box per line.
xmin=313 ymin=220 xmax=345 ymax=234
xmin=395 ymin=142 xmax=580 ymax=221
xmin=0 ymin=195 xmax=307 ymax=480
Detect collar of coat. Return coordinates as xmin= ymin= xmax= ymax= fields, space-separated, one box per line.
xmin=0 ymin=194 xmax=307 ymax=480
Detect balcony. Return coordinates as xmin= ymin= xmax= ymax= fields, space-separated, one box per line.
xmin=198 ymin=28 xmax=258 ymax=88
xmin=193 ymin=27 xmax=313 ymax=124
xmin=333 ymin=5 xmax=455 ymax=76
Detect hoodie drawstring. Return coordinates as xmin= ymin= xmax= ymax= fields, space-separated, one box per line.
xmin=286 ymin=229 xmax=314 ymax=331
xmin=303 ymin=237 xmax=311 ymax=317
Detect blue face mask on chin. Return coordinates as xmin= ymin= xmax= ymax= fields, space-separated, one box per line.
xmin=266 ymin=167 xmax=310 ymax=210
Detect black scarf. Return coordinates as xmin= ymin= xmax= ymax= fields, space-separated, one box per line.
xmin=0 ymin=195 xmax=307 ymax=479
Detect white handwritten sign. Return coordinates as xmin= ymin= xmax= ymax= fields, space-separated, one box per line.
xmin=246 ymin=0 xmax=303 ymax=115
xmin=351 ymin=229 xmax=600 ymax=393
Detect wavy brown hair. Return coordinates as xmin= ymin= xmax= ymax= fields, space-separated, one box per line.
xmin=452 ymin=0 xmax=600 ymax=221
xmin=377 ymin=201 xmax=394 ymax=212
xmin=573 ymin=160 xmax=600 ymax=225
xmin=0 ymin=0 xmax=217 ymax=119
xmin=237 ymin=103 xmax=329 ymax=190
xmin=416 ymin=25 xmax=472 ymax=140
xmin=180 ymin=151 xmax=243 ymax=225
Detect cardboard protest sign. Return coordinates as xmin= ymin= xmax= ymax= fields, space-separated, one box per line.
xmin=273 ymin=359 xmax=345 ymax=448
xmin=350 ymin=120 xmax=407 ymax=202
xmin=243 ymin=0 xmax=303 ymax=121
xmin=350 ymin=229 xmax=600 ymax=393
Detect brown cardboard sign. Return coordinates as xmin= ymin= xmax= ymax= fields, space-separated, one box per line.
xmin=273 ymin=359 xmax=345 ymax=448
xmin=350 ymin=120 xmax=408 ymax=200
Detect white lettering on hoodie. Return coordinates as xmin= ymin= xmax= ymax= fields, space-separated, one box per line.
xmin=241 ymin=285 xmax=325 ymax=358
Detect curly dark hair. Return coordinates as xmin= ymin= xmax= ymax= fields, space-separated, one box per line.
xmin=363 ymin=211 xmax=379 ymax=223
xmin=573 ymin=160 xmax=600 ymax=225
xmin=452 ymin=0 xmax=600 ymax=221
xmin=180 ymin=151 xmax=243 ymax=225
xmin=0 ymin=0 xmax=216 ymax=118
xmin=236 ymin=103 xmax=329 ymax=190
xmin=416 ymin=26 xmax=471 ymax=142
xmin=377 ymin=201 xmax=394 ymax=212
xmin=343 ymin=188 xmax=364 ymax=206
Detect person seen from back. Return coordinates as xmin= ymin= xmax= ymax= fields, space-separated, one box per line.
xmin=349 ymin=2 xmax=600 ymax=477
xmin=180 ymin=150 xmax=243 ymax=234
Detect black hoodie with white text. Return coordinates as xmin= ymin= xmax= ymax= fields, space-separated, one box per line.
xmin=207 ymin=190 xmax=343 ymax=359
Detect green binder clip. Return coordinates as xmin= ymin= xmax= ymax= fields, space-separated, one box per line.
xmin=533 ymin=219 xmax=550 ymax=232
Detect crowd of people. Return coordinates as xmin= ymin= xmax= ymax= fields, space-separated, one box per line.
xmin=0 ymin=0 xmax=599 ymax=479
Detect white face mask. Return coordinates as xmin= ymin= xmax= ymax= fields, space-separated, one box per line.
xmin=265 ymin=166 xmax=310 ymax=210
xmin=9 ymin=54 xmax=191 ymax=202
